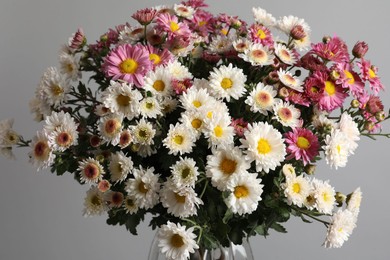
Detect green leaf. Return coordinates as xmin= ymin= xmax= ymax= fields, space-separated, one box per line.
xmin=125 ymin=214 xmax=141 ymax=235
xmin=270 ymin=222 xmax=287 ymax=233
xmin=222 ymin=209 xmax=233 ymax=224
xmin=254 ymin=224 xmax=269 ymax=237
xmin=77 ymin=82 xmax=87 ymax=96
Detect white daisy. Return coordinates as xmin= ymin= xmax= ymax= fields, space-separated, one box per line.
xmin=252 ymin=7 xmax=276 ymax=27
xmin=161 ymin=96 xmax=179 ymax=115
xmin=163 ymin=123 xmax=196 ymax=156
xmin=0 ymin=119 xmax=20 ymax=147
xmin=208 ymin=35 xmax=234 ymax=54
xmin=78 ymin=157 xmax=105 ymax=184
xmin=245 ymin=82 xmax=279 ymax=115
xmin=94 ymin=104 xmax=111 ymax=117
xmin=282 ymin=175 xmax=311 ymax=207
xmin=43 ymin=110 xmax=76 ymax=134
xmin=180 ymin=110 xmax=205 ymax=137
xmin=293 ymin=35 xmax=311 ymax=51
xmin=29 ymin=97 xmax=46 ymax=122
xmin=277 ymin=69 xmax=303 ymax=92
xmin=130 ymin=118 xmax=156 ymax=146
xmin=277 ymin=15 xmax=310 ymax=37
xmin=38 ymin=67 xmax=70 ymax=108
xmin=282 ymin=163 xmax=296 ymax=179
xmin=174 ymin=4 xmax=195 ymax=19
xmin=180 ymin=87 xmax=213 ymax=112
xmin=99 ymin=114 xmax=123 ymax=146
xmin=165 ymin=60 xmax=193 ymax=81
xmin=29 ymin=130 xmax=55 ymax=170
xmin=118 ymin=25 xmax=144 ymax=44
xmin=206 ymin=147 xmax=250 ymax=191
xmin=238 ymin=43 xmax=275 ymax=67
xmin=323 ymin=129 xmax=351 ymax=169
xmin=274 ymin=43 xmax=297 ymax=65
xmin=203 ymin=113 xmax=235 ymax=149
xmin=123 ymin=195 xmax=139 ymax=215
xmin=240 ymin=122 xmax=286 ymax=173
xmin=158 ymin=222 xmax=199 ymax=260
xmin=170 ymin=157 xmax=199 ymax=188
xmin=324 ymin=209 xmax=357 ymax=248
xmin=59 ymin=52 xmax=81 ymax=81
xmin=312 ymin=179 xmax=336 ymax=214
xmin=338 ymin=112 xmax=360 ymax=153
xmin=143 ymin=67 xmax=172 ymax=97
xmin=109 ymin=151 xmax=133 ymax=183
xmin=232 ymin=38 xmax=251 ymax=53
xmin=160 ymin=179 xmax=203 ymax=218
xmin=208 ymin=63 xmax=247 ymax=102
xmin=47 ymin=123 xmax=79 ymax=152
xmin=125 ymin=166 xmax=160 ymax=210
xmin=272 ymin=100 xmax=301 ymax=128
xmin=139 ymin=96 xmax=163 ymax=119
xmin=137 ymin=144 xmax=157 ymax=158
xmin=101 ymin=81 xmax=142 ymax=120
xmin=224 ymin=172 xmax=264 ymax=215
xmin=83 ymin=186 xmax=108 ymax=217
xmin=347 ymin=187 xmax=362 ymax=216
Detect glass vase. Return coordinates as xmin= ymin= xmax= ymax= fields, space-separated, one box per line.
xmin=148 ymin=231 xmax=254 ymax=260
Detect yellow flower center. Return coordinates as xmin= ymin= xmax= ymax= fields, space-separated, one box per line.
xmin=324 ymin=81 xmax=336 ymax=96
xmin=170 ymin=21 xmax=180 ymax=32
xmin=234 ymin=185 xmax=249 ymax=198
xmin=174 ymin=193 xmax=186 ymax=204
xmin=192 ymin=100 xmax=202 ymax=108
xmin=214 ymin=126 xmax=223 ymax=137
xmin=292 ymin=183 xmax=301 ymax=193
xmin=221 ymin=28 xmax=228 ymax=35
xmin=56 ymin=132 xmax=73 ymax=147
xmin=145 ymin=102 xmax=154 ymax=110
xmin=104 ymin=119 xmax=121 ymax=135
xmin=219 ymin=157 xmax=237 ymax=175
xmin=296 ymin=136 xmax=310 ymax=150
xmin=173 ymin=135 xmax=184 ymax=145
xmin=257 ymin=138 xmax=271 ymax=155
xmin=170 ymin=234 xmax=185 ymax=248
xmin=336 ymin=144 xmax=341 ymax=154
xmin=91 ymin=195 xmax=102 ymax=206
xmin=116 ymin=94 xmax=131 ymax=106
xmin=198 ymin=21 xmax=206 ymax=27
xmin=149 ymin=53 xmax=161 ymax=65
xmin=138 ymin=181 xmax=148 ymax=194
xmin=322 ymin=192 xmax=331 ymax=202
xmin=344 ymin=70 xmax=355 ymax=84
xmin=256 ymin=91 xmax=271 ymax=106
xmin=119 ymin=58 xmax=138 ymax=74
xmin=221 ymin=78 xmax=233 ymax=90
xmin=181 ymin=167 xmax=191 ymax=179
xmin=51 ymin=85 xmax=64 ymax=96
xmin=191 ymin=119 xmax=202 ymax=129
xmin=369 ymin=68 xmax=376 ymax=78
xmin=153 ymin=80 xmax=165 ymax=92
xmin=257 ymin=29 xmax=266 ymax=39
xmin=207 ymin=111 xmax=213 ymax=119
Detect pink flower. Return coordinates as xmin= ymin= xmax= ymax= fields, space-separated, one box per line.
xmin=299 ymin=53 xmax=327 ymax=72
xmin=188 ymin=9 xmax=214 ymax=37
xmin=172 ymin=78 xmax=193 ymax=95
xmin=145 ymin=45 xmax=174 ymax=68
xmin=181 ymin=0 xmax=208 ymax=8
xmin=352 ymin=41 xmax=369 ymax=59
xmin=366 ymin=95 xmax=384 ymax=114
xmin=357 ymin=59 xmax=384 ymax=95
xmin=103 ymin=44 xmax=152 ymax=87
xmin=333 ymin=62 xmax=364 ymax=97
xmin=231 ymin=118 xmax=248 ymax=137
xmin=68 ymin=28 xmax=85 ymax=50
xmin=156 ymin=13 xmax=191 ymax=40
xmin=249 ymin=24 xmax=274 ymax=47
xmin=132 ymin=8 xmax=158 ymax=25
xmin=285 ymin=90 xmax=311 ymax=107
xmin=311 ymin=36 xmax=349 ymax=63
xmin=285 ymin=128 xmax=320 ymax=166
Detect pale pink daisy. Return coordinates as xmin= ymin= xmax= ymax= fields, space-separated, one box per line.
xmin=249 ymin=23 xmax=274 ymax=47
xmin=318 ymin=79 xmax=348 ymax=112
xmin=131 ymin=8 xmax=158 ymax=25
xmin=145 ymin=44 xmax=174 ymax=69
xmin=284 ymin=128 xmax=320 ymax=166
xmin=357 ymin=58 xmax=384 ymax=94
xmin=311 ymin=36 xmax=349 ymax=63
xmin=156 ymin=13 xmax=191 ymax=40
xmin=333 ymin=63 xmax=364 ymax=97
xmin=103 ymin=44 xmax=152 ymax=87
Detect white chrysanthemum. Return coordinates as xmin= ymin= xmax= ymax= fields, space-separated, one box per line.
xmin=174 ymin=4 xmax=194 ymax=19
xmin=323 ymin=129 xmax=351 ymax=169
xmin=232 ymin=38 xmax=251 ymax=53
xmin=29 ymin=97 xmax=47 ymax=122
xmin=161 ymin=96 xmax=179 ymax=115
xmin=277 ymin=69 xmax=303 ymax=92
xmin=245 ymin=82 xmax=279 ymax=115
xmin=272 ymin=100 xmax=301 ymax=128
xmin=208 ymin=64 xmax=247 ymax=102
xmin=238 ymin=43 xmax=275 ymax=66
xmin=192 ymin=78 xmax=210 ymax=91
xmin=252 ymin=7 xmax=276 ymax=27
xmin=324 ymin=209 xmax=357 ymax=248
xmin=160 ymin=179 xmax=203 ymax=218
xmin=180 ymin=110 xmax=205 ymax=137
xmin=109 ymin=151 xmax=133 ymax=183
xmin=78 ymin=157 xmax=105 ymax=184
xmin=277 ymin=15 xmax=310 ymax=36
xmin=165 ymin=60 xmax=193 ymax=81
xmin=118 ymin=25 xmax=143 ymax=44
xmin=130 ymin=118 xmax=156 ymax=146
xmin=338 ymin=112 xmax=360 ymax=153
xmin=99 ymin=114 xmax=123 ymax=146
xmin=139 ymin=96 xmax=163 ymax=119
xmin=282 ymin=163 xmax=296 ymax=179
xmin=101 ymin=81 xmax=142 ymax=120
xmin=143 ymin=67 xmax=173 ymax=97
xmin=199 ymin=99 xmax=230 ymax=122
xmin=240 ymin=122 xmax=286 ymax=173
xmin=206 ymin=147 xmax=250 ymax=191
xmin=59 ymin=52 xmax=81 ymax=81
xmin=123 ymin=195 xmax=139 ymax=215
xmin=312 ymin=114 xmax=337 ymax=131
xmin=47 ymin=123 xmax=79 ymax=152
xmin=224 ymin=172 xmax=264 ymax=215
xmin=170 ymin=157 xmax=199 ymax=188
xmin=208 ymin=35 xmax=234 ymax=54
xmin=94 ymin=104 xmax=111 ymax=117
xmin=136 ymin=144 xmax=157 ymax=158
xmin=180 ymin=87 xmax=213 ymax=112
xmin=312 ymin=179 xmax=336 ymax=214
xmin=29 ymin=130 xmax=55 ymax=170
xmin=83 ymin=186 xmax=108 ymax=217
xmin=125 ymin=166 xmax=160 ymax=210
xmin=203 ymin=113 xmax=235 ymax=149
xmin=303 ymin=189 xmax=317 ymax=210
xmin=347 ymin=187 xmax=362 ymax=216
xmin=293 ymin=35 xmax=311 ymax=51
xmin=158 ymin=222 xmax=199 ymax=260
xmin=0 ymin=119 xmax=19 ymax=147
xmin=282 ymin=175 xmax=311 ymax=207
xmin=163 ymin=123 xmax=196 ymax=156
xmin=274 ymin=43 xmax=297 ymax=65
xmin=43 ymin=110 xmax=75 ymax=134
xmin=38 ymin=67 xmax=70 ymax=108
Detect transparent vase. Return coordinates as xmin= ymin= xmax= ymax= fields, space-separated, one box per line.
xmin=148 ymin=231 xmax=254 ymax=260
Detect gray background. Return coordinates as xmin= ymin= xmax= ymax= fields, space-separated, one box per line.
xmin=1 ymin=0 xmax=389 ymax=259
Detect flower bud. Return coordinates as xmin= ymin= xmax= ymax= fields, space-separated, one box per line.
xmin=304 ymin=164 xmax=316 ymax=175
xmin=95 ymin=154 xmax=105 ymax=163
xmin=90 ymin=135 xmax=101 ymax=148
xmin=330 ymin=70 xmax=340 ymax=81
xmin=352 ymin=41 xmax=369 ymax=59
xmin=364 ymin=121 xmax=375 ymax=132
xmin=375 ymin=111 xmax=386 ymax=122
xmin=350 ymin=99 xmax=360 ymax=108
xmin=278 ymin=87 xmax=290 ymax=99
xmin=322 ymin=36 xmax=331 ymax=43
xmin=290 ymin=25 xmax=306 ymax=40
xmin=335 ymin=192 xmax=346 ymax=207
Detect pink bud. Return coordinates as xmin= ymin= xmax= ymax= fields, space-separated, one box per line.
xmin=352 ymin=41 xmax=369 ymax=58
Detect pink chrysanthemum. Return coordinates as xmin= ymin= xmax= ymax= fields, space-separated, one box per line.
xmin=357 ymin=59 xmax=384 ymax=95
xmin=156 ymin=13 xmax=191 ymax=40
xmin=285 ymin=90 xmax=311 ymax=107
xmin=285 ymin=128 xmax=320 ymax=165
xmin=311 ymin=36 xmax=349 ymax=63
xmin=249 ymin=24 xmax=274 ymax=47
xmin=188 ymin=9 xmax=214 ymax=37
xmin=333 ymin=62 xmax=364 ymax=97
xmin=231 ymin=118 xmax=248 ymax=137
xmin=172 ymin=78 xmax=193 ymax=95
xmin=131 ymin=8 xmax=158 ymax=25
xmin=103 ymin=44 xmax=152 ymax=87
xmin=145 ymin=45 xmax=174 ymax=68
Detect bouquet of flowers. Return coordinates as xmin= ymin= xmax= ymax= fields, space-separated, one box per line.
xmin=1 ymin=0 xmax=389 ymax=259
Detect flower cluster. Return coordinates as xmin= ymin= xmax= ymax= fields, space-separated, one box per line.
xmin=2 ymin=1 xmax=389 ymax=259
